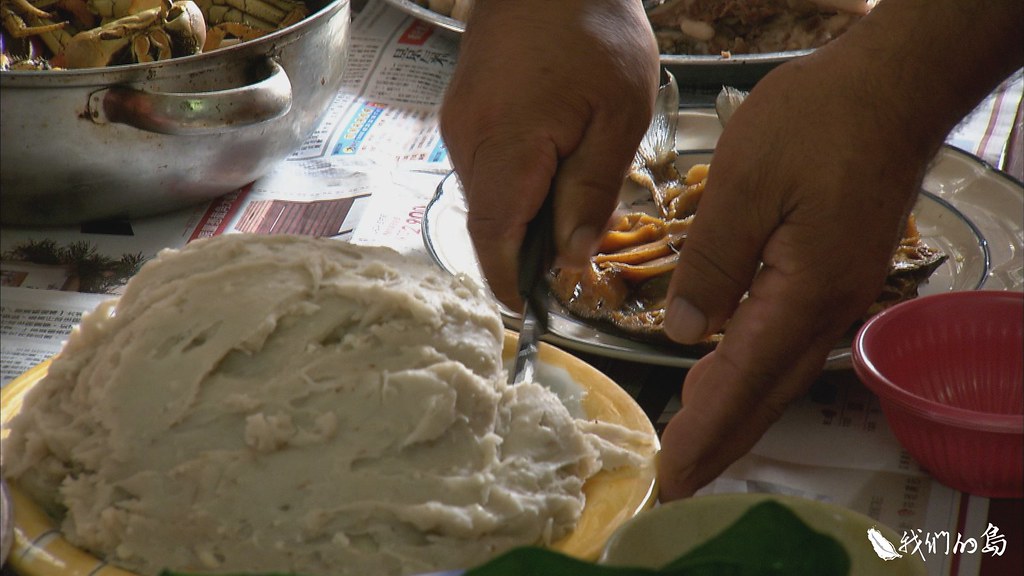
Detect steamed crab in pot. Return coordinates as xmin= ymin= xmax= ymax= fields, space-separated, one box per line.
xmin=55 ymin=0 xmax=206 ymax=68
xmin=0 ymin=0 xmax=308 ymax=69
xmin=197 ymin=0 xmax=308 ymax=50
xmin=0 ymin=0 xmax=70 ymax=68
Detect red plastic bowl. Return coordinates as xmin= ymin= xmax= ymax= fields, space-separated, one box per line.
xmin=853 ymin=291 xmax=1023 ymax=498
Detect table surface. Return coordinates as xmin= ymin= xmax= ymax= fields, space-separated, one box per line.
xmin=0 ymin=3 xmax=1021 ymax=574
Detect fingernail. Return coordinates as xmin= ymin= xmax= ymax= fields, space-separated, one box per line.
xmin=665 ymin=297 xmax=708 ymax=343
xmin=558 ymin=226 xmax=599 ymax=268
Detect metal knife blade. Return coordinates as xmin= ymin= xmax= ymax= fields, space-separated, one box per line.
xmin=508 ymin=191 xmax=555 ymax=385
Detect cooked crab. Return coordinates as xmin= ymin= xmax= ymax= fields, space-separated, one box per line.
xmin=53 ymin=0 xmax=205 ymax=68
xmin=1 ymin=0 xmax=74 ymax=57
xmin=0 ymin=0 xmax=308 ymax=66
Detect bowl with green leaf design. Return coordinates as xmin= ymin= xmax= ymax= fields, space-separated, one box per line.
xmin=599 ymin=493 xmax=927 ymax=576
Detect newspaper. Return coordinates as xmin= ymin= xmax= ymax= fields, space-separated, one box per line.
xmin=693 ymin=373 xmax=992 ymax=576
xmin=1 ymin=2 xmax=1020 ymax=574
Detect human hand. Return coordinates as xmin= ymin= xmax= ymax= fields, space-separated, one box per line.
xmin=439 ymin=0 xmax=660 ymax=308
xmin=655 ymin=0 xmax=1022 ymax=501
xmin=656 ymin=53 xmax=936 ymax=501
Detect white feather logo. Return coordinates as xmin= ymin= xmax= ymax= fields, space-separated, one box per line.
xmin=867 ymin=526 xmax=903 ymax=561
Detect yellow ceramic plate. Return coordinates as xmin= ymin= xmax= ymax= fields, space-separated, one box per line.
xmin=0 ymin=333 xmax=658 ymax=575
xmin=505 ymin=334 xmax=660 ymax=560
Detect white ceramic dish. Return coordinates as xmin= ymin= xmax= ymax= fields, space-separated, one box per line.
xmin=422 ymin=111 xmax=1024 ymax=368
xmin=599 ymin=492 xmax=927 ymax=575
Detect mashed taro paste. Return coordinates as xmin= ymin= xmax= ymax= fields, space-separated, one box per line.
xmin=2 ymin=235 xmax=652 ymax=576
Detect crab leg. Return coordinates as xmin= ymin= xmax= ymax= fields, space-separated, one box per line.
xmin=223 ymin=0 xmax=281 ymax=24
xmin=87 ymin=0 xmax=163 ymax=19
xmin=261 ymin=0 xmax=308 ymax=24
xmin=2 ymin=0 xmax=67 ymax=37
xmin=197 ymin=0 xmax=305 ymax=29
xmin=9 ymin=0 xmax=55 ymax=19
xmin=35 ymin=24 xmax=72 ymax=54
xmin=203 ymin=20 xmax=262 ymax=50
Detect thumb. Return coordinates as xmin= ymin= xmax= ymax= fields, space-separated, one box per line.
xmin=662 ymin=163 xmax=768 ymax=344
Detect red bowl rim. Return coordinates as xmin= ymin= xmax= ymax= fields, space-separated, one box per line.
xmin=852 ymin=291 xmax=1024 ymax=434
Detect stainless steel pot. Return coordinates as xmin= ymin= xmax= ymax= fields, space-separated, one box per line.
xmin=0 ymin=0 xmax=351 ymax=226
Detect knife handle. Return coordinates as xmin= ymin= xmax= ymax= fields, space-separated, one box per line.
xmin=517 ymin=191 xmax=556 ymax=333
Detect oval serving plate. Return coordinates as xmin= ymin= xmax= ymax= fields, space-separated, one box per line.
xmin=0 ymin=333 xmax=658 ymax=575
xmin=422 ymin=111 xmax=1023 ymax=368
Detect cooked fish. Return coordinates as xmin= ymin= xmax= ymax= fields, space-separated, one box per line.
xmin=551 ymin=79 xmax=947 ymax=348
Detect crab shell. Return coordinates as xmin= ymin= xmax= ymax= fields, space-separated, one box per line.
xmin=87 ymin=0 xmax=166 ymax=21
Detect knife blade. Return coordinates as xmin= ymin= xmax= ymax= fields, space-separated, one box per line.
xmin=508 ymin=191 xmax=556 ymax=385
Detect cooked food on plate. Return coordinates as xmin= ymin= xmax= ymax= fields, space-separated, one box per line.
xmin=550 ymin=79 xmax=945 ymax=349
xmin=0 ymin=234 xmax=654 ymax=576
xmin=550 ymin=159 xmax=946 ymax=348
xmin=408 ymin=0 xmax=877 ymax=56
xmin=647 ymin=0 xmax=877 ymax=56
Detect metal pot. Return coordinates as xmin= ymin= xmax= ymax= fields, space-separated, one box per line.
xmin=0 ymin=0 xmax=351 ymax=226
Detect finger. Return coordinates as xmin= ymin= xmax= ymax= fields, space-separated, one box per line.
xmin=658 ymin=358 xmax=812 ymax=501
xmin=657 ymin=275 xmax=843 ymax=500
xmin=550 ymin=106 xmax=655 ymax=268
xmin=657 ymin=204 xmax=895 ymax=500
xmin=678 ymin=350 xmax=714 ymax=405
xmin=662 ymin=146 xmax=769 ymax=344
xmin=463 ymin=132 xmax=559 ymax=309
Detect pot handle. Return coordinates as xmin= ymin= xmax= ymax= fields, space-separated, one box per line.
xmin=88 ymin=59 xmax=292 ymax=136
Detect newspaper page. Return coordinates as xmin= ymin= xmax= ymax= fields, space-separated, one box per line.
xmin=183 ymin=0 xmax=456 ymax=243
xmin=694 ymin=371 xmax=991 ymax=576
xmin=0 ymin=2 xmax=1019 ymax=574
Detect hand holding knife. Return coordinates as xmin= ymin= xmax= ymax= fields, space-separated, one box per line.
xmin=508 ymin=191 xmax=556 ymax=385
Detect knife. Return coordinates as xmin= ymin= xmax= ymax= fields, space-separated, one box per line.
xmin=508 ymin=191 xmax=556 ymax=385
